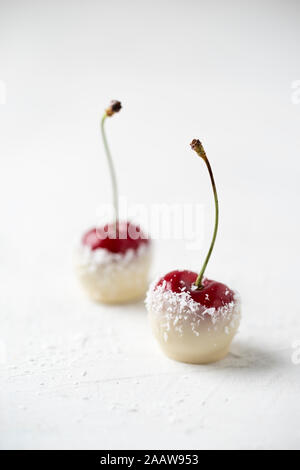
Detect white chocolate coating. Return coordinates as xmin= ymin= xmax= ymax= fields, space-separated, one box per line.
xmin=146 ymin=280 xmax=241 ymax=364
xmin=74 ymin=242 xmax=151 ymax=304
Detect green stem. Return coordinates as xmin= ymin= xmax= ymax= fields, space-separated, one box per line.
xmin=191 ymin=141 xmax=219 ymax=289
xmin=101 ymin=113 xmax=119 ymax=226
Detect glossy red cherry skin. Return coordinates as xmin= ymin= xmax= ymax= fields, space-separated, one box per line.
xmin=82 ymin=221 xmax=150 ymax=255
xmin=156 ymin=270 xmax=234 ymax=309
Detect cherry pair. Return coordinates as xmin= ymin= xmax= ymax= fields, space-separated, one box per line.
xmin=75 ymin=101 xmax=241 ymax=363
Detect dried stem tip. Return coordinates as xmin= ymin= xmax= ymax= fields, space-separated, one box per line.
xmin=105 ymin=100 xmax=122 ymax=117
xmin=190 ymin=139 xmax=207 ymax=160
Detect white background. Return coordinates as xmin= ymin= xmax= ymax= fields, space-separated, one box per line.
xmin=0 ymin=0 xmax=300 ymax=449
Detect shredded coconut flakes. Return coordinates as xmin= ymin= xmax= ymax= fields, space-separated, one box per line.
xmin=145 ymin=279 xmax=240 ymax=338
xmin=74 ymin=240 xmax=151 ymax=273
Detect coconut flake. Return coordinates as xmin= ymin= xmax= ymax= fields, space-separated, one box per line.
xmin=74 ymin=239 xmax=151 ymax=272
xmin=145 ymin=278 xmax=240 ymax=337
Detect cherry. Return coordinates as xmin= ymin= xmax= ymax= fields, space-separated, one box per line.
xmin=82 ymin=101 xmax=150 ymax=256
xmin=156 ymin=270 xmax=234 ymax=309
xmin=154 ymin=140 xmax=235 ymax=311
xmin=82 ymin=221 xmax=149 ymax=254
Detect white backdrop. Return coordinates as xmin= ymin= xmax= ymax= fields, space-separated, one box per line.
xmin=0 ymin=0 xmax=300 ymax=449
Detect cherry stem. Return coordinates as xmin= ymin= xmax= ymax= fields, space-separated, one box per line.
xmin=190 ymin=140 xmax=219 ymax=289
xmin=101 ymin=113 xmax=119 ymax=227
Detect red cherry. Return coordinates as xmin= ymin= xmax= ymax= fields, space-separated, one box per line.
xmin=82 ymin=221 xmax=150 ymax=254
xmin=156 ymin=270 xmax=234 ymax=309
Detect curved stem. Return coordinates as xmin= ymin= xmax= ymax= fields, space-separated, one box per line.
xmin=101 ymin=113 xmax=119 ymax=226
xmin=191 ymin=141 xmax=219 ymax=289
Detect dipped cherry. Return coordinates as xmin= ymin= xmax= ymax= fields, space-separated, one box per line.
xmin=146 ymin=140 xmax=240 ymax=363
xmin=74 ymin=101 xmax=152 ymax=304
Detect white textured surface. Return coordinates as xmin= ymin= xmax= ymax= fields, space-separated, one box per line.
xmin=1 ymin=0 xmax=300 ymax=450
